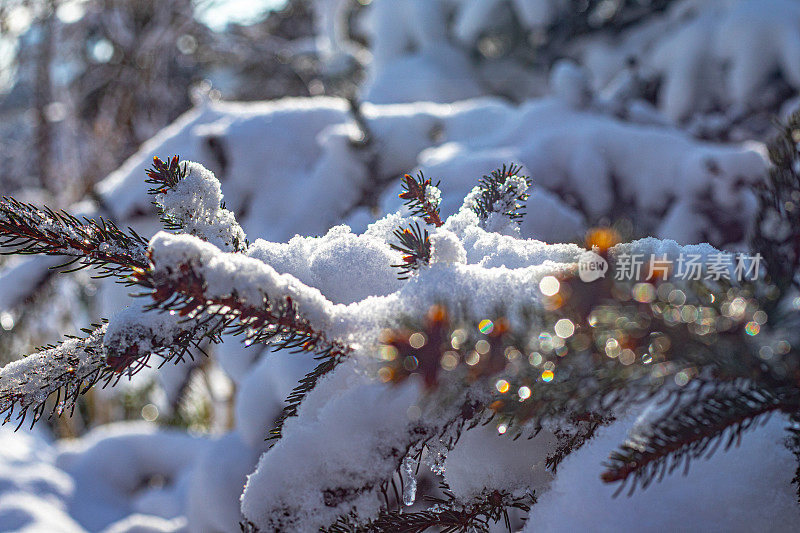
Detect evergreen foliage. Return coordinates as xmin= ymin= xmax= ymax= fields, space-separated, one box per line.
xmin=0 ymin=135 xmax=798 ymax=529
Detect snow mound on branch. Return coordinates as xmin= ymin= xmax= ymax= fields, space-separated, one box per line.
xmin=246 ymin=225 xmax=402 ymax=305
xmin=525 ymin=412 xmax=800 ymax=532
xmin=156 ymin=161 xmax=245 ymax=252
xmin=583 ymin=0 xmax=800 ymax=122
xmin=136 ymin=202 xmax=760 ymax=529
xmin=96 ymin=96 xmax=765 ymax=253
xmin=241 ymin=376 xmax=425 ymax=531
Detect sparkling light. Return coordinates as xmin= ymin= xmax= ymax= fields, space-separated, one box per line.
xmin=585 ymin=227 xmax=620 ymax=251
xmin=141 ymin=404 xmax=159 ymax=422
xmin=674 ymin=371 xmax=690 ymax=386
xmin=475 ymin=339 xmax=490 ymax=355
xmin=497 ymin=423 xmax=508 ymax=434
xmin=632 ymin=283 xmax=655 ymax=303
xmin=554 ymin=318 xmax=575 ymax=338
xmin=605 ymin=338 xmax=621 ymax=358
xmin=380 ymin=345 xmax=398 ymax=361
xmin=451 ymin=329 xmax=467 ymax=349
xmin=518 ymin=386 xmax=531 ymax=400
xmin=619 ymin=349 xmax=636 ymax=365
xmin=541 ymin=370 xmax=554 ymax=382
xmin=496 ymin=379 xmax=510 ymax=393
xmin=745 ymin=321 xmax=761 ymax=336
xmin=539 ymin=276 xmax=560 ymax=296
xmin=409 ymin=332 xmax=427 ymax=348
xmin=0 ymin=312 xmax=14 ymax=331
xmin=441 ymin=351 xmax=459 ymax=370
xmin=479 ymin=319 xmax=494 ymax=334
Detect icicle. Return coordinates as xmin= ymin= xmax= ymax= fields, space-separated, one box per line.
xmin=402 ymin=455 xmax=417 ymax=506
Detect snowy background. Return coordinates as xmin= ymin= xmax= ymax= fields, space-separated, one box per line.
xmin=1 ymin=0 xmax=800 ymax=531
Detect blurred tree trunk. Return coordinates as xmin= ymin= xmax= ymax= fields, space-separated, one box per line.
xmin=34 ymin=0 xmax=55 ymax=192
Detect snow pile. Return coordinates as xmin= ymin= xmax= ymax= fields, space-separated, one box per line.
xmin=0 ymin=428 xmax=81 ymax=533
xmin=524 ymin=413 xmax=800 ymax=532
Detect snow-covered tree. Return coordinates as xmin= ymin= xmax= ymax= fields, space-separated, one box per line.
xmin=0 ymin=122 xmax=799 ymax=529
xmin=3 ymin=0 xmax=800 ymax=531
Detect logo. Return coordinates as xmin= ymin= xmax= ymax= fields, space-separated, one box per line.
xmin=578 ymin=251 xmax=608 ymax=282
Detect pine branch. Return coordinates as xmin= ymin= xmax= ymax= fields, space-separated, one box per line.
xmin=138 ymin=248 xmax=348 ymax=357
xmin=546 ymin=411 xmax=615 ymax=474
xmin=324 ymin=486 xmax=535 ymax=533
xmin=462 ymin=164 xmax=530 ymax=225
xmin=389 ymin=222 xmax=431 ymax=279
xmin=0 ymin=312 xmax=212 ymax=429
xmin=399 ymin=172 xmax=443 ymax=227
xmin=0 ymin=197 xmax=148 ymax=279
xmin=376 ymin=264 xmax=790 ymax=491
xmin=145 ymin=154 xmax=186 ymax=194
xmin=787 ymin=414 xmax=800 ymax=502
xmin=267 ymin=353 xmax=339 ymax=441
xmin=146 ymin=155 xmax=190 ymax=232
xmin=137 ymin=233 xmax=352 ymax=435
xmin=752 ymin=110 xmax=800 ymax=297
xmin=0 ymin=325 xmax=108 ymax=429
xmin=142 ymin=273 xmax=349 ymax=440
xmin=601 ymin=383 xmax=800 ymax=491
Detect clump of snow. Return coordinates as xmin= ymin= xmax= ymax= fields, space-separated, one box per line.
xmin=156 ymin=161 xmax=246 ymax=252
xmin=246 ymin=225 xmax=402 ymax=305
xmin=240 ymin=376 xmax=431 ymax=530
xmin=186 ymin=431 xmax=264 ymax=532
xmin=424 ymin=184 xmax=443 ymax=211
xmin=102 ymin=307 xmax=186 ymax=357
xmin=429 ymin=228 xmax=467 ymax=265
xmin=0 ymin=423 xmax=205 ymax=533
xmin=0 ymin=428 xmax=80 ymax=532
